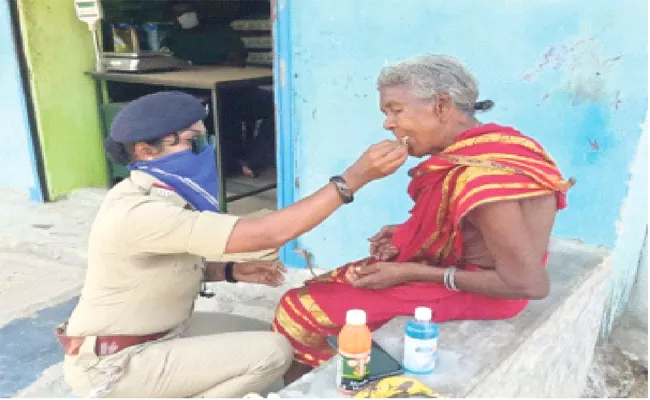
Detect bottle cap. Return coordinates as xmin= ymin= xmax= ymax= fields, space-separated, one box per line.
xmin=414 ymin=306 xmax=432 ymax=321
xmin=345 ymin=309 xmax=367 ymax=325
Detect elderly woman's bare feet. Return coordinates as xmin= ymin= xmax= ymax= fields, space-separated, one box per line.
xmin=283 ymin=360 xmax=313 ymax=386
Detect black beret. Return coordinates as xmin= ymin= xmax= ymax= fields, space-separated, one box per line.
xmin=109 ymin=91 xmax=207 ymax=143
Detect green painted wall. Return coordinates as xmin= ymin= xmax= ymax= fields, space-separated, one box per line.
xmin=17 ymin=0 xmax=108 ymax=200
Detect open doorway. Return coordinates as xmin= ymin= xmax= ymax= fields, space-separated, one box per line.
xmin=96 ymin=0 xmax=277 ymax=215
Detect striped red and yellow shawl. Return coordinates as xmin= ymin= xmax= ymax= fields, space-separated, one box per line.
xmin=389 ymin=122 xmax=574 ymax=266
xmin=309 ymin=123 xmax=573 ymax=285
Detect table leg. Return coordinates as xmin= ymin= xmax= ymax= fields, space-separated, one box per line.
xmin=211 ymin=88 xmax=227 ymax=212
xmin=94 ymin=79 xmax=111 ymax=185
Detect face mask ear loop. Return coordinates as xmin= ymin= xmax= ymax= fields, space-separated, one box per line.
xmin=190 ymin=136 xmax=200 ymax=154
xmin=171 ymin=132 xmax=181 ymax=146
xmin=189 ymin=134 xmax=209 ymax=154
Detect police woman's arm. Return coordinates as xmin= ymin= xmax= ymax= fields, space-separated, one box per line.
xmin=224 ymin=141 xmax=408 ymax=254
xmin=204 ymin=261 xmax=286 ymax=286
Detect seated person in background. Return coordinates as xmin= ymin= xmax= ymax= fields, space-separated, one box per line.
xmin=221 ymin=86 xmax=276 ymax=178
xmin=273 ymin=54 xmax=575 ymax=383
xmin=166 ymin=3 xmax=247 ymax=67
xmin=168 ymin=3 xmax=275 ymax=178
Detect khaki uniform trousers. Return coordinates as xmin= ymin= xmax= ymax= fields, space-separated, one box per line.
xmin=63 ymin=312 xmax=293 ymax=398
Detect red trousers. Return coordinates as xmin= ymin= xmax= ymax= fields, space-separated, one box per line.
xmin=272 ymin=261 xmax=529 ymax=367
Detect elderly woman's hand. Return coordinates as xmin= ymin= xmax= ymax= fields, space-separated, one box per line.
xmin=233 ymin=261 xmax=287 ymax=287
xmin=341 ymin=140 xmax=408 ymax=191
xmin=346 ymin=262 xmax=408 ymax=290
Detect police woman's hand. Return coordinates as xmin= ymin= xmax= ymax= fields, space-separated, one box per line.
xmin=224 ymin=140 xmax=408 ymax=255
xmin=233 ymin=261 xmax=287 ymax=287
xmin=369 ymin=224 xmax=400 ymax=260
xmin=341 ymin=140 xmax=409 ymax=192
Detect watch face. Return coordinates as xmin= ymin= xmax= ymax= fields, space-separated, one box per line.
xmin=330 ymin=176 xmax=354 ymax=203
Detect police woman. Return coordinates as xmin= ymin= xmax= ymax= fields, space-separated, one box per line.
xmin=59 ymin=91 xmax=408 ymax=398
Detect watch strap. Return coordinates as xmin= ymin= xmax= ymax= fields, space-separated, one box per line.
xmin=224 ymin=262 xmax=238 ymax=283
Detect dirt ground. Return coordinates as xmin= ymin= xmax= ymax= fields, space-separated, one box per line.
xmin=583 ymin=341 xmax=648 ymax=398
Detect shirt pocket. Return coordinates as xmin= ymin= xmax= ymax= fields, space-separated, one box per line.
xmin=147 ymin=254 xmax=203 ymax=302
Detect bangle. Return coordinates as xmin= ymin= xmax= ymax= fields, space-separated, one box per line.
xmin=224 ymin=262 xmax=238 ymax=283
xmin=443 ymin=266 xmax=459 ymax=292
xmin=449 ymin=267 xmax=459 ymax=291
xmin=329 ymin=175 xmax=354 ymax=204
xmin=443 ymin=267 xmax=451 ymax=289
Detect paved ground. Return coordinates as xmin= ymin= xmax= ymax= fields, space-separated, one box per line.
xmin=0 ymin=187 xmax=646 ymax=398
xmin=0 ymin=186 xmax=310 ymax=398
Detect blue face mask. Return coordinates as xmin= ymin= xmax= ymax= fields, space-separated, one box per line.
xmin=128 ymin=143 xmax=220 ymax=212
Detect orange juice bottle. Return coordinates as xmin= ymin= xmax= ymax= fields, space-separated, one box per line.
xmin=336 ymin=309 xmax=372 ymax=394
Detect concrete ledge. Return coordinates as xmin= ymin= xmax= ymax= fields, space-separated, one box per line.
xmin=279 ymin=239 xmax=611 ymax=398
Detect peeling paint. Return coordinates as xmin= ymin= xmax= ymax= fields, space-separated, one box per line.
xmin=523 ymin=38 xmax=592 ymax=80
xmin=523 ymin=36 xmax=624 ymax=107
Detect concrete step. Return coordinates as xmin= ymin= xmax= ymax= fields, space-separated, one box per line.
xmin=279 ymin=239 xmax=611 ymax=398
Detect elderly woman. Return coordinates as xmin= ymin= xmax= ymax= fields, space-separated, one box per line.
xmin=273 ymin=54 xmax=574 ymax=382
xmin=58 ymin=91 xmax=408 ymax=398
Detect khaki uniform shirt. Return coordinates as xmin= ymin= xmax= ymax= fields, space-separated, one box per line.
xmin=66 ymin=171 xmax=240 ymax=336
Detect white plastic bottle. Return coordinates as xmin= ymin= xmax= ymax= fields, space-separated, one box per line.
xmin=402 ymin=306 xmax=439 ymax=374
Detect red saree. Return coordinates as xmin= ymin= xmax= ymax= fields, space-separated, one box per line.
xmin=272 ymin=123 xmax=574 ymax=367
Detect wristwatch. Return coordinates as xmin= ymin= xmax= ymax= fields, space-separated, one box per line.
xmin=330 ymin=175 xmax=354 ymax=204
xmin=224 ymin=262 xmax=238 ymax=283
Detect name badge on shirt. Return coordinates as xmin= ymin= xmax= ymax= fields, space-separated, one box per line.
xmin=151 ymin=182 xmax=175 ymax=197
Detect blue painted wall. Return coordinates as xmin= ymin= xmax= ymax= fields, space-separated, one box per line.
xmin=603 ymin=117 xmax=648 ymax=332
xmin=274 ymin=0 xmax=306 ymax=267
xmin=282 ymin=0 xmax=648 ymax=269
xmin=0 ymin=1 xmax=42 ymax=201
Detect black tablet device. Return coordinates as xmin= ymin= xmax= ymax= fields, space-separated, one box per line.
xmin=325 ymin=336 xmax=403 ymax=381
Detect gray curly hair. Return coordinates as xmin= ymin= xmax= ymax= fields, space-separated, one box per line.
xmin=377 ymin=54 xmax=490 ymax=115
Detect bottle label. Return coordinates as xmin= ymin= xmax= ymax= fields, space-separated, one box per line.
xmin=403 ymin=335 xmax=437 ymax=373
xmin=335 ymin=351 xmax=371 ymax=393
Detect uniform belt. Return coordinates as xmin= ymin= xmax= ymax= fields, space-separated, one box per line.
xmin=55 ymin=322 xmax=168 ymax=357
